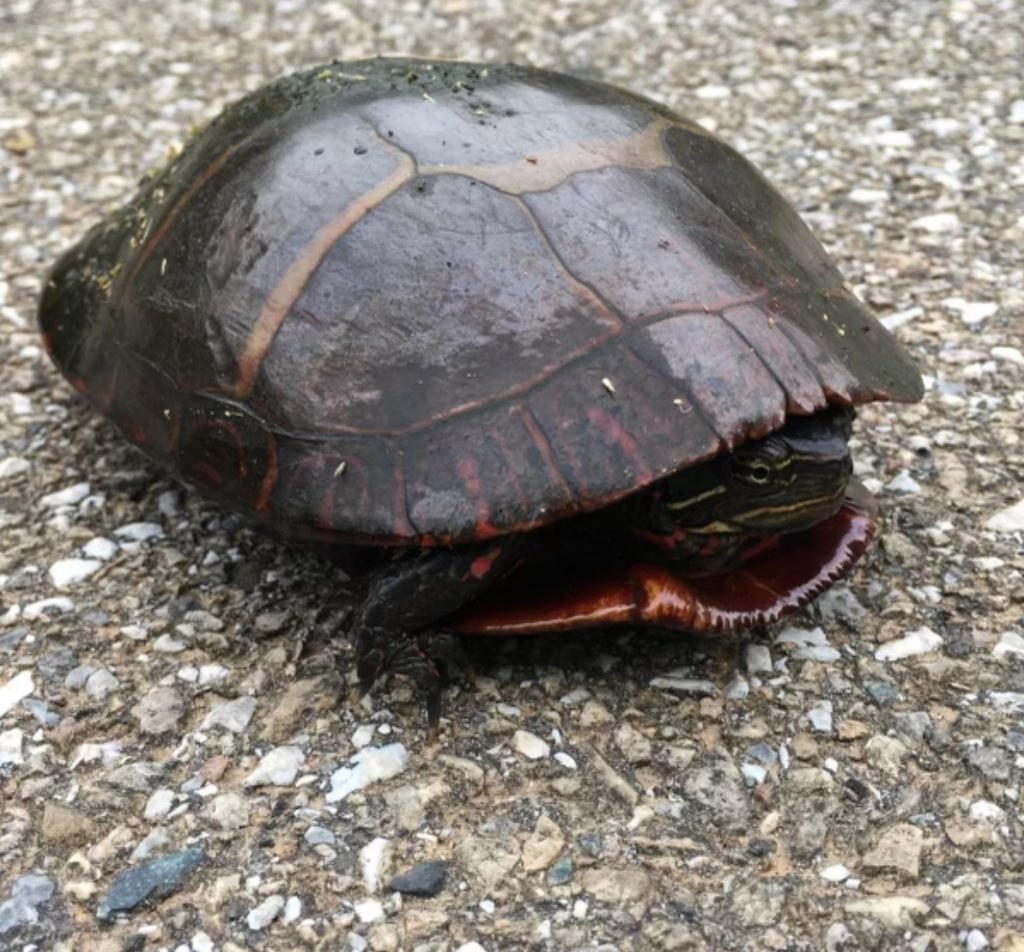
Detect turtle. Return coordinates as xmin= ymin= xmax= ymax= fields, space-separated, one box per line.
xmin=38 ymin=57 xmax=923 ymax=739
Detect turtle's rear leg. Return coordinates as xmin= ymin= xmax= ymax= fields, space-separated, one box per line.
xmin=351 ymin=540 xmax=523 ymax=741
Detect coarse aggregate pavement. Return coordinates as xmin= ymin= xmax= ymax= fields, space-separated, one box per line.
xmin=1 ymin=0 xmax=1024 ymax=950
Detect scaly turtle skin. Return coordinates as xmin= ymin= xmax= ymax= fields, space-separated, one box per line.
xmin=38 ymin=57 xmax=923 ymax=739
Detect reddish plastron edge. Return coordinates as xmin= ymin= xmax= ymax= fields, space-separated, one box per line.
xmin=446 ymin=481 xmax=879 ymax=636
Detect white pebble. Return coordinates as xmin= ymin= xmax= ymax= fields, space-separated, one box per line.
xmin=725 ymin=675 xmax=750 ymax=699
xmin=456 ymin=944 xmax=489 ymax=952
xmin=83 ymin=537 xmax=119 ymax=560
xmin=994 ymin=632 xmax=1024 ymax=660
xmin=114 ymin=522 xmax=165 ymax=542
xmin=745 ymin=643 xmax=773 ymax=674
xmin=0 ymin=456 xmax=30 ymax=479
xmin=992 ymin=346 xmax=1024 ymax=366
xmin=511 ymin=729 xmax=550 ymax=760
xmin=243 ymin=746 xmax=305 ymax=787
xmin=479 ymin=899 xmax=495 ymax=914
xmin=554 ymin=752 xmax=577 ymax=770
xmin=351 ymin=724 xmax=376 ymax=749
xmin=359 ymin=836 xmax=391 ymax=894
xmin=40 ymin=482 xmax=90 ymax=508
xmin=910 ymin=211 xmax=960 ymax=233
xmin=966 ymin=929 xmax=989 ymax=952
xmin=985 ymin=499 xmax=1024 ymax=532
xmin=326 ymin=743 xmax=409 ymax=803
xmin=886 ymin=470 xmax=921 ymax=494
xmin=247 ymin=894 xmax=285 ymax=930
xmin=354 ymin=898 xmax=385 ymax=923
xmin=282 ymin=895 xmax=302 ymax=925
xmin=741 ymin=763 xmax=767 ymax=785
xmin=0 ymin=670 xmax=34 ymax=717
xmin=942 ymin=297 xmax=998 ymax=325
xmin=819 ymin=864 xmax=850 ymax=882
xmin=153 ymin=634 xmax=187 ymax=653
xmin=807 ymin=700 xmax=833 ymax=734
xmin=0 ymin=728 xmax=24 ymax=765
xmin=23 ymin=597 xmax=74 ymax=619
xmin=968 ymin=800 xmax=1006 ymax=825
xmin=191 ymin=932 xmax=214 ymax=952
xmin=49 ymin=558 xmax=103 ymax=588
xmin=874 ymin=627 xmax=943 ymax=661
xmin=144 ymin=788 xmax=176 ymax=819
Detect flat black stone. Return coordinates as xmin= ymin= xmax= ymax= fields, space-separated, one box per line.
xmin=96 ymin=848 xmax=204 ymax=920
xmin=388 ymin=860 xmax=447 ymax=897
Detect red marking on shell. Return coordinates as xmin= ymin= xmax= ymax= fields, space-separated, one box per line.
xmin=254 ymin=432 xmax=279 ymax=513
xmin=457 ymin=456 xmax=500 ymax=539
xmin=585 ymin=407 xmax=652 ymax=483
xmin=469 ymin=546 xmax=503 ymax=581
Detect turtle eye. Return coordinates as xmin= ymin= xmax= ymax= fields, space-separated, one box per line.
xmin=749 ymin=463 xmax=772 ymax=484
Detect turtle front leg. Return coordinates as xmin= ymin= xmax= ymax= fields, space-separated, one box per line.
xmin=351 ymin=540 xmax=523 ymax=741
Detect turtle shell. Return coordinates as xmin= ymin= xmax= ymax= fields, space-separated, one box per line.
xmin=39 ymin=57 xmax=923 ymax=546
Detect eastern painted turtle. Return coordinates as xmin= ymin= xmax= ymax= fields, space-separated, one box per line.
xmin=38 ymin=57 xmax=923 ymax=739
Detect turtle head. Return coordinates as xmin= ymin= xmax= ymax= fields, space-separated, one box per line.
xmin=663 ymin=405 xmax=856 ymax=537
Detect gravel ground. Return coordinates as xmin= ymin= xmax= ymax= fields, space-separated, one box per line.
xmin=2 ymin=1 xmax=1024 ymax=950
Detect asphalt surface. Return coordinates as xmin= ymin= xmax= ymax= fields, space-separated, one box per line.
xmin=2 ymin=1 xmax=1023 ymax=950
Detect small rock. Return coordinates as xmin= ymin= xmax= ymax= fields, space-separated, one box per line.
xmin=0 ymin=456 xmax=30 ymax=479
xmin=648 ymin=676 xmax=717 ymax=696
xmin=389 ymin=860 xmax=446 ymax=897
xmin=863 ymin=824 xmax=924 ymax=879
xmin=986 ymin=499 xmax=1024 ymax=532
xmin=132 ymin=686 xmax=183 ymax=733
xmin=304 ymin=825 xmax=336 ymax=846
xmin=455 ymin=944 xmax=489 ymax=952
xmin=910 ymin=211 xmax=959 ymax=233
xmin=0 ymin=874 xmax=56 ymax=935
xmin=837 ymin=720 xmax=870 ymax=741
xmin=745 ymin=643 xmax=773 ymax=674
xmin=994 ymin=631 xmax=1024 ymax=660
xmin=820 ymin=864 xmax=850 ymax=883
xmin=48 ymin=558 xmax=103 ymax=588
xmin=614 ymin=722 xmax=652 ymax=764
xmin=152 ymin=634 xmax=187 ymax=653
xmin=512 ymin=729 xmax=550 ymax=759
xmin=40 ymin=482 xmax=90 ymax=508
xmin=683 ymin=750 xmax=749 ymax=831
xmin=579 ymin=699 xmax=614 ymax=727
xmin=874 ymin=627 xmax=942 ymax=661
xmin=106 ymin=761 xmax=165 ymax=792
xmin=967 ymin=745 xmax=1010 ymax=781
xmin=131 ymin=827 xmax=171 ymax=861
xmin=0 ymin=728 xmax=23 ymax=765
xmin=359 ymin=836 xmax=392 ymax=894
xmin=254 ymin=610 xmax=291 ymax=635
xmin=202 ymin=696 xmax=258 ymax=733
xmin=282 ymin=895 xmax=301 ymax=925
xmin=864 ymin=680 xmax=900 ymax=706
xmin=548 ymin=854 xmax=573 ymax=885
xmin=207 ymin=792 xmax=250 ymax=830
xmin=82 ymin=537 xmax=118 ymax=560
xmin=243 ymin=745 xmax=305 ymax=787
xmin=522 ymin=815 xmax=565 ymax=872
xmin=864 ymin=735 xmax=908 ymax=778
xmin=965 ymin=929 xmax=989 ymax=951
xmin=247 ymin=894 xmax=285 ymax=930
xmin=844 ymin=896 xmax=929 ymax=928
xmin=144 ymin=789 xmax=176 ymax=819
xmin=96 ymin=848 xmax=204 ymax=920
xmin=0 ymin=670 xmax=34 ymax=717
xmin=326 ymin=743 xmax=409 ymax=802
xmin=580 ymin=867 xmax=651 ymax=904
xmin=42 ymin=802 xmax=96 ymax=846
xmin=806 ymin=700 xmax=833 ymax=734
xmin=825 ymin=923 xmax=852 ymax=952
xmin=113 ymin=522 xmax=164 ymax=542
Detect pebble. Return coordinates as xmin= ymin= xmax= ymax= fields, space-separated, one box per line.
xmin=864 ymin=680 xmax=901 ymax=707
xmin=82 ymin=537 xmax=118 ymax=560
xmin=910 ymin=211 xmax=960 ymax=233
xmin=131 ymin=828 xmax=171 ymax=861
xmin=521 ymin=815 xmax=565 ymax=871
xmin=455 ymin=944 xmax=489 ymax=952
xmin=684 ymin=750 xmax=750 ymax=831
xmin=845 ymin=896 xmax=929 ymax=928
xmin=0 ymin=670 xmax=34 ymax=717
xmin=580 ymin=868 xmax=652 ymax=904
xmin=554 ymin=751 xmax=577 ymax=770
xmin=886 ymin=470 xmax=921 ymax=494
xmin=359 ymin=836 xmax=391 ymax=894
xmin=725 ymin=674 xmax=750 ymax=699
xmin=113 ymin=522 xmax=164 ymax=542
xmin=825 ymin=923 xmax=852 ymax=952
xmin=132 ymin=686 xmax=182 ymax=733
xmin=144 ymin=788 xmax=176 ymax=818
xmin=326 ymin=743 xmax=410 ymax=802
xmin=862 ymin=823 xmax=924 ymax=879
xmin=351 ymin=723 xmax=376 ymax=748
xmin=0 ymin=728 xmax=23 ymax=765
xmin=354 ymin=898 xmax=385 ymax=923
xmin=152 ymin=633 xmax=187 ymax=653
xmin=994 ymin=631 xmax=1024 ymax=659
xmin=511 ymin=729 xmax=550 ymax=759
xmin=206 ymin=792 xmax=250 ymax=830
xmin=648 ymin=676 xmax=717 ymax=696
xmin=247 ymin=894 xmax=286 ymax=930
xmin=243 ymin=745 xmax=306 ymax=787
xmin=745 ymin=644 xmax=773 ymax=674
xmin=282 ymin=895 xmax=302 ymax=925
xmin=0 ymin=456 xmax=30 ymax=479
xmin=874 ymin=627 xmax=942 ymax=660
xmin=305 ymin=825 xmax=336 ymax=846
xmin=40 ymin=482 xmax=90 ymax=508
xmin=614 ymin=722 xmax=652 ymax=764
xmin=986 ymin=499 xmax=1024 ymax=532
xmin=48 ymin=558 xmax=103 ymax=588
xmin=820 ymin=864 xmax=850 ymax=883
xmin=966 ymin=929 xmax=990 ymax=951
xmin=864 ymin=735 xmax=908 ymax=778
xmin=202 ymin=696 xmax=257 ymax=733
xmin=389 ymin=860 xmax=447 ymax=897
xmin=0 ymin=874 xmax=55 ymax=935
xmin=806 ymin=700 xmax=833 ymax=734
xmin=23 ymin=597 xmax=74 ymax=619
xmin=96 ymin=847 xmax=204 ymax=920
